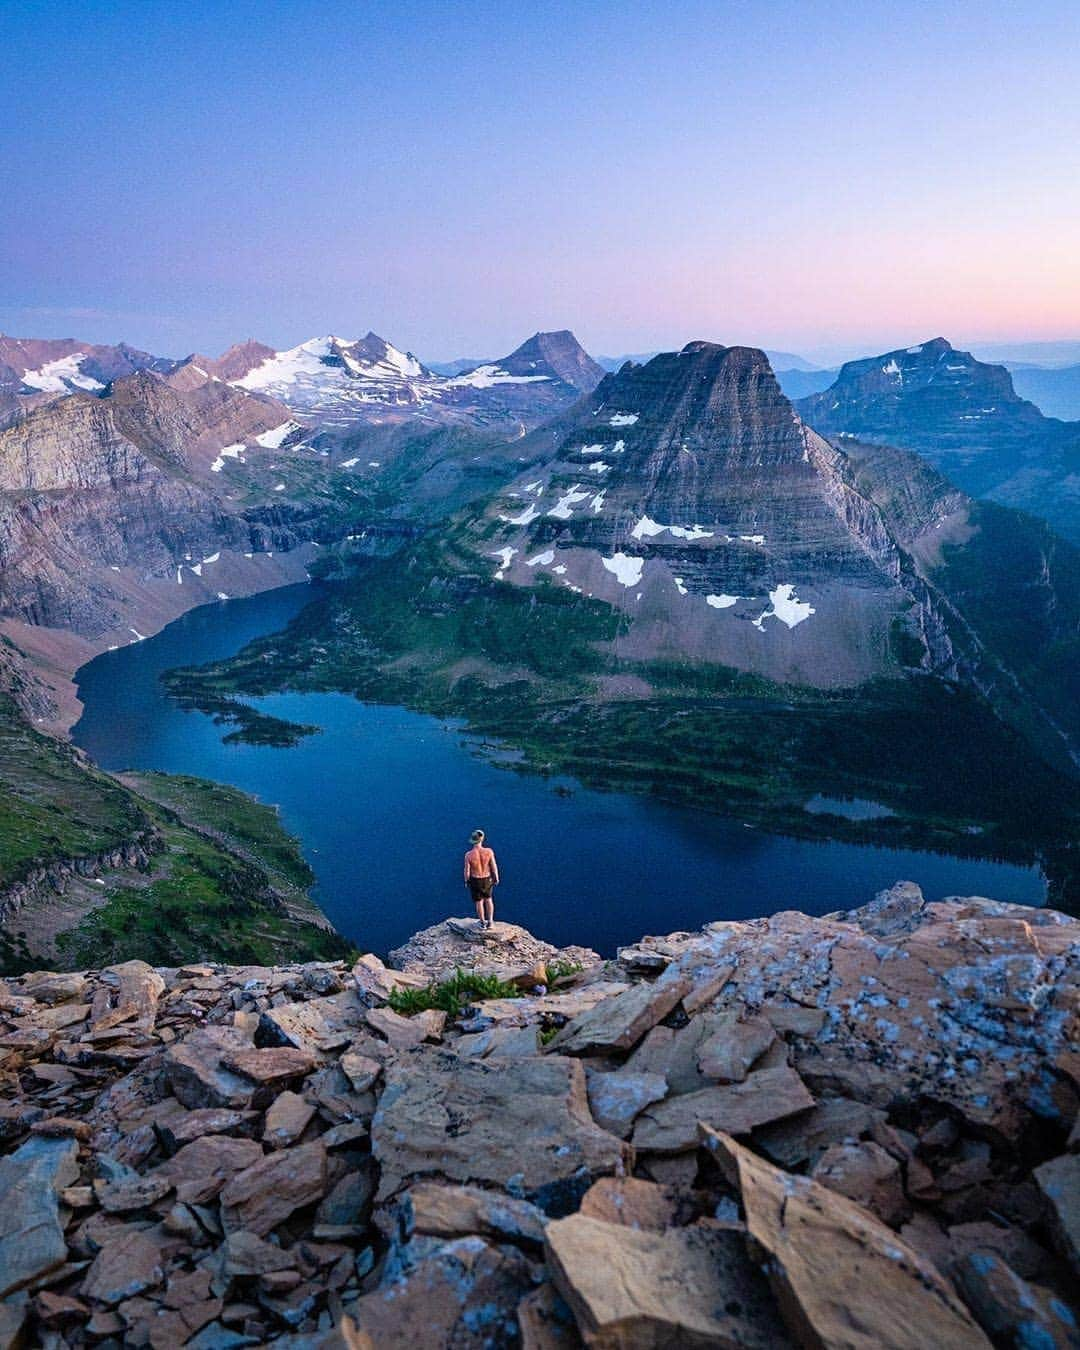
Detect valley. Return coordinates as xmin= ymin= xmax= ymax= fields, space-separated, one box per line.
xmin=0 ymin=325 xmax=1078 ymax=971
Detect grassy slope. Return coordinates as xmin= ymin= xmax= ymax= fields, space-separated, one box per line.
xmin=0 ymin=692 xmax=352 ymax=972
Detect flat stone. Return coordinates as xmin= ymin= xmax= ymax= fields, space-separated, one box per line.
xmin=259 ymin=989 xmax=368 ymax=1059
xmin=91 ymin=960 xmax=165 ymax=1034
xmin=263 ymin=1090 xmax=316 ymax=1149
xmin=373 ymin=1048 xmax=629 ymax=1210
xmin=353 ymin=951 xmax=426 ymax=1003
xmin=1034 ymin=1152 xmax=1080 ymax=1274
xmin=365 ymin=1005 xmax=428 ymax=1049
xmin=952 ymin=1250 xmax=1080 ymax=1349
xmin=20 ymin=971 xmax=87 ymax=1006
xmin=548 ymin=965 xmax=693 ymax=1055
xmin=633 ymin=1065 xmax=814 ymax=1153
xmin=681 ymin=962 xmax=734 ymax=1015
xmin=160 ymin=1135 xmax=265 ymax=1204
xmin=94 ymin=1172 xmax=175 ymax=1213
xmin=398 ymin=1181 xmax=547 ymax=1247
xmin=0 ymin=1135 xmax=80 ymax=1297
xmin=695 ymin=1011 xmax=776 ymax=1083
xmin=585 ymin=1069 xmax=668 ymax=1138
xmin=578 ymin=1176 xmax=697 ymax=1232
xmin=351 ymin=1234 xmax=535 ymax=1348
xmin=753 ymin=1096 xmax=886 ymax=1169
xmin=220 ymin=1139 xmax=328 ymax=1236
xmin=340 ymin=1052 xmax=382 ymax=1092
xmin=164 ymin=1025 xmax=256 ymax=1110
xmin=546 ymin=1212 xmax=792 ymax=1348
xmin=81 ymin=1226 xmax=167 ymax=1305
xmin=222 ymin=1047 xmax=316 ymax=1085
xmin=222 ymin=1229 xmax=296 ymax=1277
xmin=701 ymin=1126 xmax=992 ymax=1350
xmin=316 ymin=1166 xmax=375 ymax=1230
xmin=811 ymin=1141 xmax=910 ymax=1228
xmin=155 ymin=1106 xmax=259 ymax=1151
xmin=761 ymin=1002 xmax=828 ymax=1037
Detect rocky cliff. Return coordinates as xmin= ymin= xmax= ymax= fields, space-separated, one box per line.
xmin=0 ymin=883 xmax=1076 ymax=1347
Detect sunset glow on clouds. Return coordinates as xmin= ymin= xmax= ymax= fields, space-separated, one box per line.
xmin=1 ymin=0 xmax=1078 ymax=363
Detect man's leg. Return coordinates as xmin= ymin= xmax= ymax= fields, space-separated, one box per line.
xmin=483 ymin=896 xmax=495 ymax=926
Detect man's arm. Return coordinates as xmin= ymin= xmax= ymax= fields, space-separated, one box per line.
xmin=490 ymin=850 xmax=500 ymax=885
xmin=464 ymin=854 xmax=470 ymax=885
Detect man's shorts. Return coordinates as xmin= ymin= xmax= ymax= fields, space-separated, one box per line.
xmin=468 ymin=875 xmax=495 ymax=902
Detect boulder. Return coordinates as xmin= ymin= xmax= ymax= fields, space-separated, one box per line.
xmin=352 ymin=952 xmax=428 ymax=1003
xmin=633 ymin=1066 xmax=814 ymax=1153
xmin=545 ymin=1212 xmax=792 ymax=1348
xmin=548 ymin=966 xmax=693 ymax=1056
xmin=1034 ymin=1153 xmax=1080 ymax=1274
xmin=220 ymin=1140 xmax=328 ymax=1236
xmin=365 ymin=1005 xmax=430 ymax=1050
xmin=164 ymin=1025 xmax=256 ymax=1110
xmin=585 ymin=1069 xmax=668 ymax=1138
xmin=811 ymin=1140 xmax=910 ymax=1228
xmin=263 ymin=1090 xmax=316 ymax=1149
xmin=695 ymin=1012 xmax=776 ymax=1083
xmin=91 ymin=960 xmax=165 ymax=1033
xmin=159 ymin=1135 xmax=264 ymax=1204
xmin=222 ymin=1229 xmax=296 ymax=1277
xmin=373 ymin=1049 xmax=630 ymax=1209
xmin=259 ymin=990 xmax=367 ymax=1059
xmin=753 ymin=1096 xmax=886 ymax=1169
xmin=0 ymin=1134 xmax=80 ymax=1297
xmin=351 ymin=1234 xmax=536 ymax=1348
xmin=701 ymin=1127 xmax=992 ymax=1350
xmin=221 ymin=1046 xmax=316 ymax=1086
xmin=396 ymin=1181 xmax=547 ymax=1247
xmin=81 ymin=1227 xmax=168 ymax=1306
xmin=952 ymin=1251 xmax=1080 ymax=1349
xmin=578 ymin=1176 xmax=699 ymax=1232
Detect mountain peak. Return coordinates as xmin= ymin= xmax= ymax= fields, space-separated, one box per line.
xmin=498 ymin=330 xmax=605 ymax=392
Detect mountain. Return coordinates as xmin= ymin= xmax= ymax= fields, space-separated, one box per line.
xmin=1006 ymin=362 xmax=1080 ymax=420
xmin=773 ymin=366 xmax=836 ymax=399
xmin=796 ymin=337 xmax=1080 ymax=542
xmin=971 ymin=339 xmax=1080 ymax=367
xmin=0 ymin=369 xmax=317 ymax=663
xmin=425 ymin=356 xmax=494 ymax=377
xmin=0 ymin=335 xmax=171 ymax=396
xmin=451 ymin=329 xmax=605 ymax=392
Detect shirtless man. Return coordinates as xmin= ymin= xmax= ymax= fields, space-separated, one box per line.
xmin=464 ymin=829 xmax=499 ymax=930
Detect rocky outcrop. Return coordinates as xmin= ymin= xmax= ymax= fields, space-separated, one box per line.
xmin=0 ymin=885 xmax=1075 ymax=1345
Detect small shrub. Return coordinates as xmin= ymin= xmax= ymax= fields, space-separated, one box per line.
xmin=387 ymin=967 xmax=523 ymax=1020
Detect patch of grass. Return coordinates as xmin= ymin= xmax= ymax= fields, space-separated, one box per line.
xmin=546 ymin=958 xmax=585 ymax=983
xmin=0 ymin=694 xmax=152 ymax=889
xmin=387 ymin=967 xmax=523 ymax=1020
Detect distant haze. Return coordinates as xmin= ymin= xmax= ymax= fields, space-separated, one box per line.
xmin=2 ymin=1 xmax=1078 ymax=362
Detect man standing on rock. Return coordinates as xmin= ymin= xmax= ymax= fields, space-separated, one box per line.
xmin=464 ymin=829 xmax=499 ymax=930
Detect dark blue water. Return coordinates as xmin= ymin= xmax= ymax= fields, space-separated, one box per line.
xmin=72 ymin=585 xmax=1047 ymax=956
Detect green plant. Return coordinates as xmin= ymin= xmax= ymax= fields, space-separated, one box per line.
xmin=387 ymin=967 xmax=523 ymax=1020
xmin=546 ymin=959 xmax=584 ymax=984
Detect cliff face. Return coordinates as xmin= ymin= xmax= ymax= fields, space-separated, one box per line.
xmin=0 ymin=371 xmax=316 ymax=651
xmin=0 ymin=885 xmax=1075 ymax=1347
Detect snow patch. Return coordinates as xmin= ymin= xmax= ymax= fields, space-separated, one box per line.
xmin=602 ymin=553 xmax=645 ymax=587
xmin=589 ymin=461 xmax=610 ymax=474
xmin=549 ymin=485 xmax=591 ymax=520
xmin=202 ymin=552 xmax=220 ymax=565
xmin=526 ymin=549 xmax=555 ymax=567
xmin=490 ymin=546 xmax=517 ymax=578
xmin=590 ymin=491 xmax=606 ymax=514
xmin=631 ymin=516 xmax=714 ymax=542
xmin=254 ymin=420 xmax=301 ymax=449
xmin=449 ymin=364 xmax=551 ymax=389
xmin=609 ymin=412 xmax=638 ymax=427
xmin=739 ymin=534 xmax=765 ymax=546
xmin=753 ymin=583 xmax=815 ymax=631
xmin=21 ymin=353 xmax=104 ymax=393
xmin=340 ymin=457 xmax=359 ymax=468
xmin=500 ymin=503 xmax=540 ymax=526
xmin=210 ymin=443 xmax=246 ymax=473
xmin=273 ymin=483 xmax=286 ymax=492
xmin=705 ymin=593 xmax=738 ymax=609
xmin=580 ymin=443 xmax=606 ymax=455
xmin=674 ymin=577 xmax=688 ymax=595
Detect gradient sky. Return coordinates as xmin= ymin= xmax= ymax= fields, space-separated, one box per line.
xmin=2 ymin=0 xmax=1079 ymax=364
